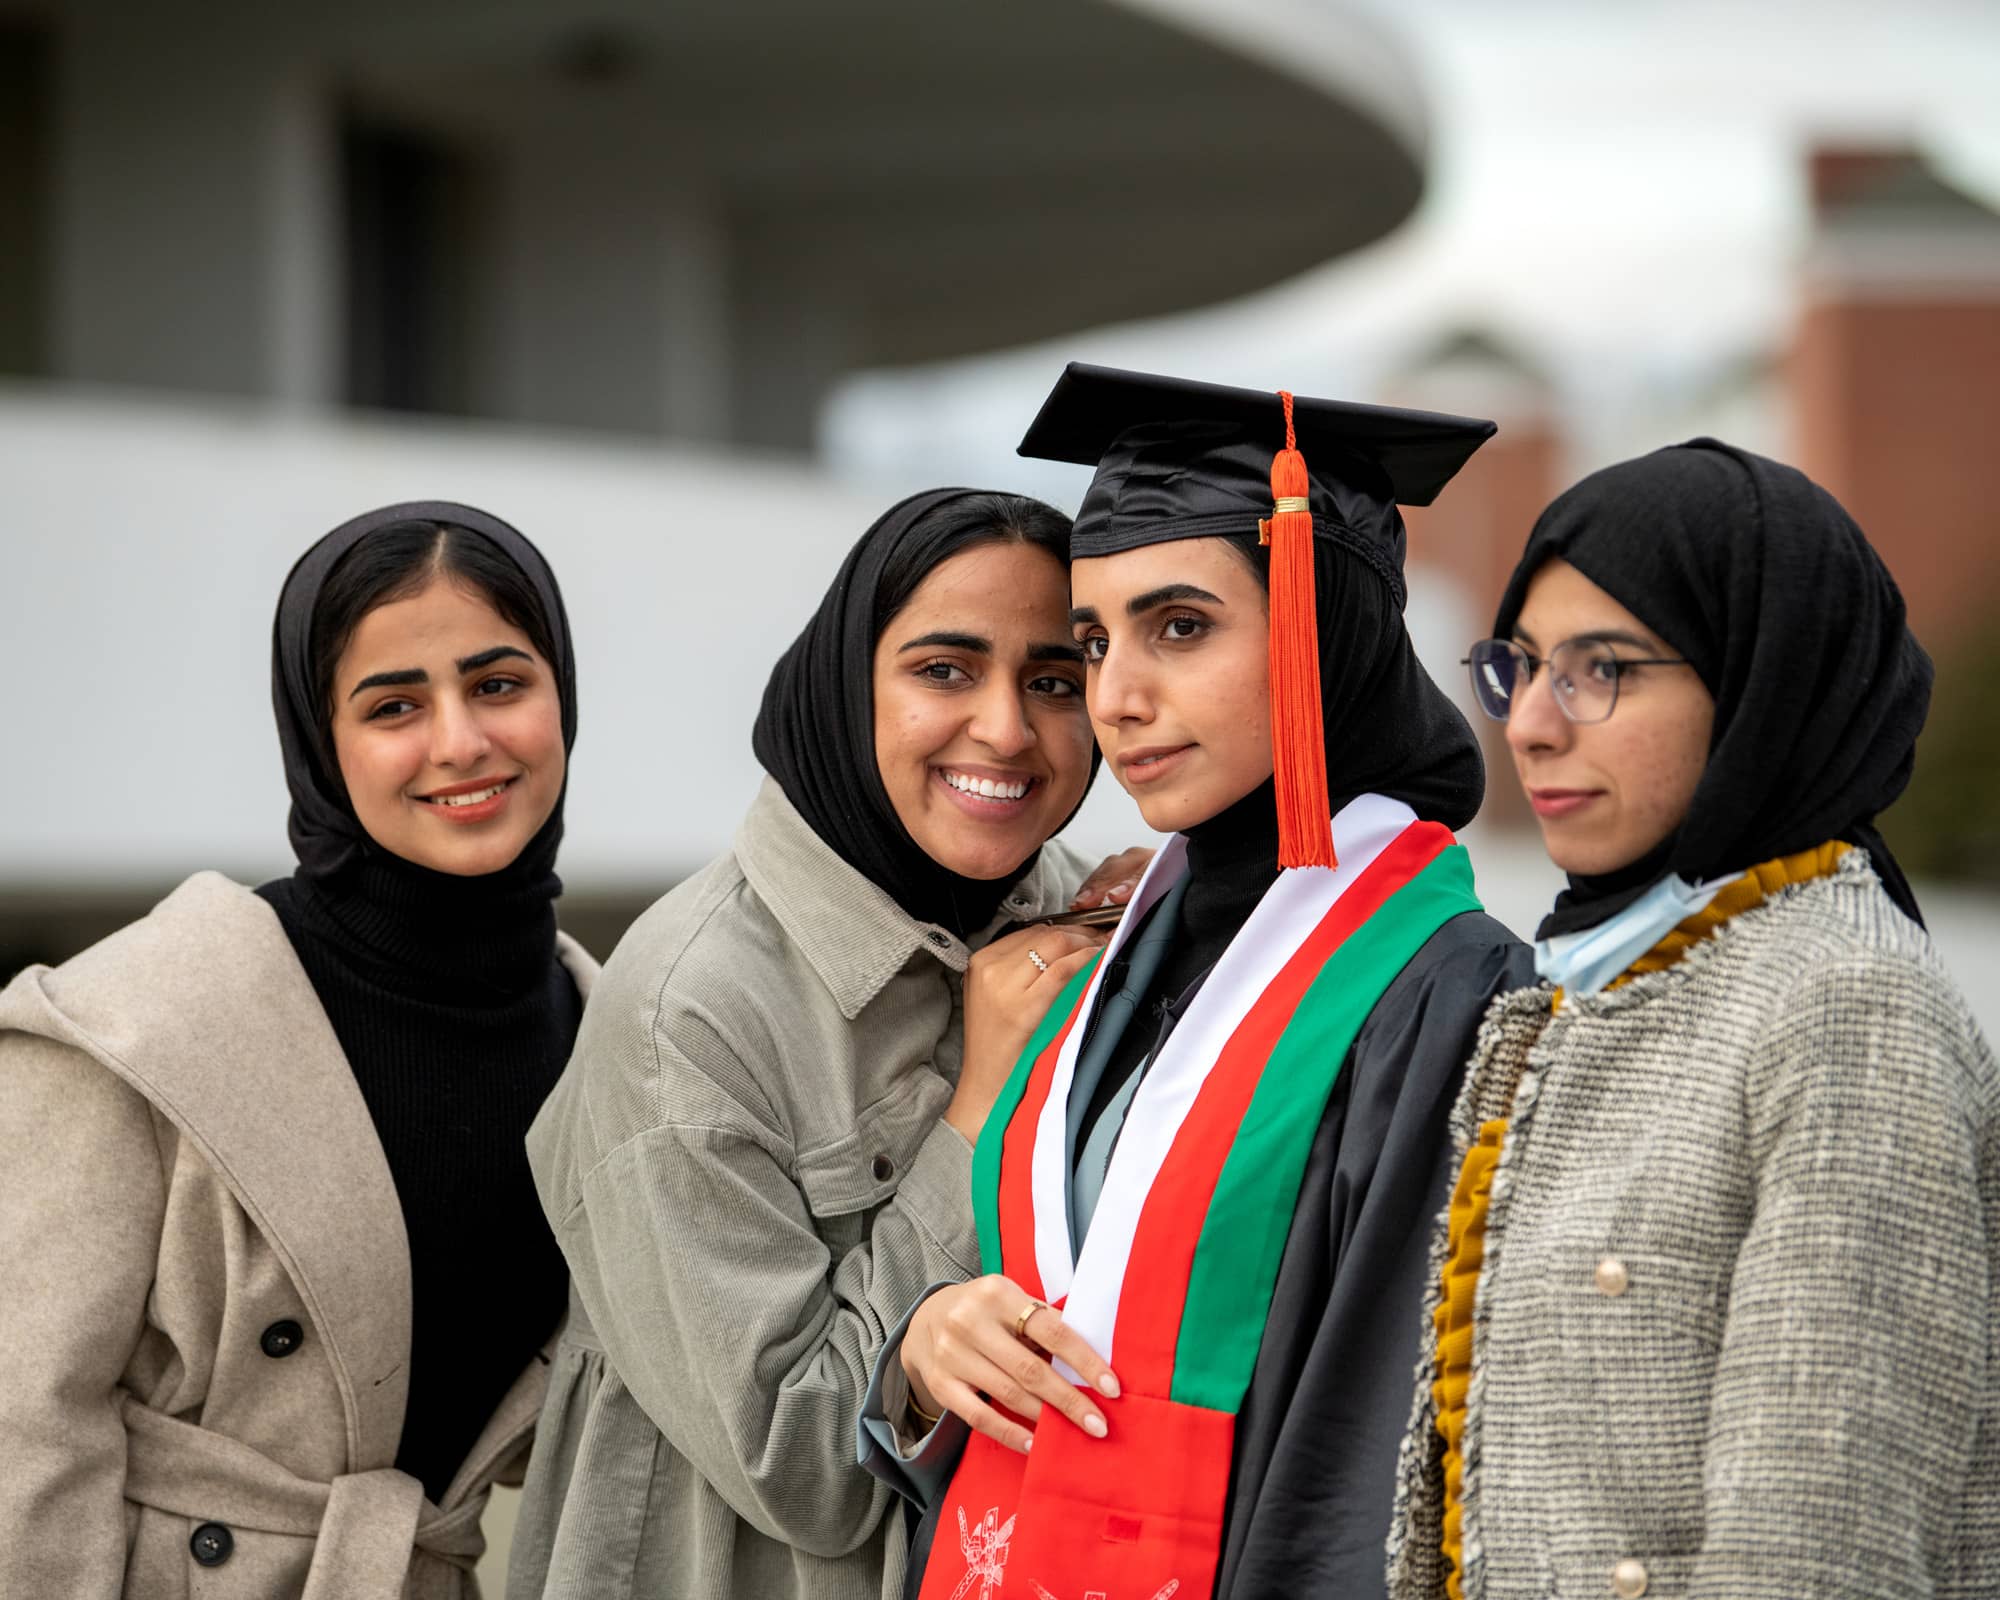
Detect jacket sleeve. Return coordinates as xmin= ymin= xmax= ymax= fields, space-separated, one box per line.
xmin=855 ymin=1282 xmax=969 ymax=1508
xmin=0 ymin=1030 xmax=166 ymax=1598
xmin=1689 ymin=954 xmax=1991 ymax=1599
xmin=554 ymin=1031 xmax=984 ymax=1559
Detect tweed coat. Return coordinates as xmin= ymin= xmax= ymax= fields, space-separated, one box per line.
xmin=0 ymin=871 xmax=595 ymax=1599
xmin=1386 ymin=853 xmax=1998 ymax=1600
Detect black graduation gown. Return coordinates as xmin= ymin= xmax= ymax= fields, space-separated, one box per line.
xmin=901 ymin=909 xmax=1531 ymax=1600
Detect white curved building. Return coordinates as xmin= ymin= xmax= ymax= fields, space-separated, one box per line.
xmin=0 ymin=0 xmax=1434 ymax=968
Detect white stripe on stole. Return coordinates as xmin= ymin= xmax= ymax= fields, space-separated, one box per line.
xmin=1029 ymin=793 xmax=1419 ymax=1379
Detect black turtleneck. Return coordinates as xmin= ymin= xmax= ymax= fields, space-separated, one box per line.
xmin=1077 ymin=778 xmax=1282 ymax=1138
xmin=257 ymin=855 xmax=578 ymax=1504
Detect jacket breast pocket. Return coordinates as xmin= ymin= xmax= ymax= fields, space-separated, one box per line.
xmin=1560 ymin=1244 xmax=1731 ymax=1550
xmin=793 ymin=1069 xmax=949 ymax=1257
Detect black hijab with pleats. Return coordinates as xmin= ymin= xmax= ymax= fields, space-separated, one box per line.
xmin=1494 ymin=438 xmax=1933 ymax=938
xmin=257 ymin=500 xmax=579 ymax=1501
xmin=752 ymin=488 xmax=1099 ymax=939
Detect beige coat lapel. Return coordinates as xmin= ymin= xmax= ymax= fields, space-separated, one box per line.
xmin=5 ymin=871 xmax=413 ymax=1470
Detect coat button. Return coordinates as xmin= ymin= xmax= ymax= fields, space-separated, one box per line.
xmin=1594 ymin=1255 xmax=1630 ymax=1297
xmin=871 ymin=1154 xmax=895 ymax=1182
xmin=190 ymin=1522 xmax=234 ymax=1566
xmin=260 ymin=1319 xmax=305 ymax=1358
xmin=1612 ymin=1556 xmax=1649 ymax=1597
xmin=927 ymin=931 xmax=950 ymax=947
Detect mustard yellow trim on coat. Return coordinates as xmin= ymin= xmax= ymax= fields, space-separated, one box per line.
xmin=1434 ymin=840 xmax=1850 ymax=1595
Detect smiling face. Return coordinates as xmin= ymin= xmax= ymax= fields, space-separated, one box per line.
xmin=1505 ymin=558 xmax=1716 ymax=876
xmin=328 ymin=575 xmax=567 ymax=876
xmin=870 ymin=539 xmax=1096 ymax=880
xmin=1069 ymin=537 xmax=1274 ymax=834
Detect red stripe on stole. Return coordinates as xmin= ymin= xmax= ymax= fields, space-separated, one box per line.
xmin=1111 ymin=822 xmax=1452 ymax=1394
xmin=994 ymin=995 xmax=1093 ymax=1301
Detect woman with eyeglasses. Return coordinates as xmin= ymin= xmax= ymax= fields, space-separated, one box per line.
xmin=1387 ymin=440 xmax=1998 ymax=1600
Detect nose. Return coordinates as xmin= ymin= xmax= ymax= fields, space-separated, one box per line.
xmin=1086 ymin=642 xmax=1153 ymax=729
xmin=1504 ymin=659 xmax=1571 ymax=759
xmin=965 ymin=679 xmax=1036 ymax=759
xmin=428 ymin=694 xmax=493 ymax=769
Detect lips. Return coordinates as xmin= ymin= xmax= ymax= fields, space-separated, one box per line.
xmin=1116 ymin=744 xmax=1194 ymax=785
xmin=1527 ymin=787 xmax=1600 ymax=819
xmin=414 ymin=774 xmax=520 ymax=823
xmin=932 ymin=765 xmax=1040 ymax=818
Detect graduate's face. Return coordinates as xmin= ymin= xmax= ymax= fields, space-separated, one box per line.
xmin=329 ymin=576 xmax=566 ymax=876
xmin=1504 ymin=559 xmax=1714 ymax=876
xmin=871 ymin=540 xmax=1094 ymax=883
xmin=1070 ymin=537 xmax=1274 ymax=834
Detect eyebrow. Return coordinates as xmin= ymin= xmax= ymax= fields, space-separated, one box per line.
xmin=1513 ymin=626 xmax=1662 ymax=654
xmin=1068 ymin=583 xmax=1225 ymax=628
xmin=899 ymin=630 xmax=989 ymax=654
xmin=1126 ymin=583 xmax=1223 ymax=616
xmin=897 ymin=630 xmax=1082 ymax=665
xmin=346 ymin=645 xmax=533 ymax=700
xmin=458 ymin=645 xmax=532 ymax=673
xmin=348 ymin=668 xmax=427 ymax=699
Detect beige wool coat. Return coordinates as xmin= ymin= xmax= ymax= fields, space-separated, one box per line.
xmin=0 ymin=871 xmax=595 ymax=1599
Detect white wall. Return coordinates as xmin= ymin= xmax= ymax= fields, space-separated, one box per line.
xmin=0 ymin=385 xmax=1156 ymax=888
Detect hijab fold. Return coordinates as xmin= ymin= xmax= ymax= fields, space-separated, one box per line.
xmin=1493 ymin=439 xmax=1932 ymax=938
xmin=752 ymin=489 xmax=1096 ymax=939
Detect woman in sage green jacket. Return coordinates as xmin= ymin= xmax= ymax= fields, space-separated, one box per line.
xmin=509 ymin=490 xmax=1142 ymax=1600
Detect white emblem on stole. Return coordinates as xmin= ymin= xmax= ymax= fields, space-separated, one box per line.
xmin=950 ymin=1507 xmax=1017 ymax=1600
xmin=1030 ymin=1581 xmax=1181 ymax=1600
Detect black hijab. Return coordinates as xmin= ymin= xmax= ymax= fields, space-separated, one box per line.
xmin=267 ymin=500 xmax=578 ymax=993
xmin=752 ymin=488 xmax=1098 ymax=938
xmin=1493 ymin=439 xmax=1932 ymax=938
xmin=260 ymin=502 xmax=580 ymax=1501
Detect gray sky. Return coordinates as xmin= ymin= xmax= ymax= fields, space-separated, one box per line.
xmin=827 ymin=0 xmax=2000 ymax=493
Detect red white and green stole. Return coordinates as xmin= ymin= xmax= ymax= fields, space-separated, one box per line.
xmin=922 ymin=794 xmax=1482 ymax=1600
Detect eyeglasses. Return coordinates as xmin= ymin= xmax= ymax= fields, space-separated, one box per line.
xmin=1461 ymin=637 xmax=1692 ymax=725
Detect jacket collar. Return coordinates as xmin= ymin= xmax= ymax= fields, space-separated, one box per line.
xmin=0 ymin=872 xmax=594 ymax=1475
xmin=735 ymin=777 xmax=1074 ymax=1021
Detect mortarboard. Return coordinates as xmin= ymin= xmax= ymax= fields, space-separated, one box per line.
xmin=1019 ymin=362 xmax=1495 ymax=869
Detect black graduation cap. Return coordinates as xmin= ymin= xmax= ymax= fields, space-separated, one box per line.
xmin=1017 ymin=362 xmax=1496 ymax=567
xmin=1018 ymin=362 xmax=1496 ymax=871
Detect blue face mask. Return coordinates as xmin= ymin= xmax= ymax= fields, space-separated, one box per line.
xmin=1534 ymin=872 xmax=1729 ymax=998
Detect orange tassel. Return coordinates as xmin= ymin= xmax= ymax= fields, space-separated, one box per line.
xmin=1263 ymin=391 xmax=1335 ymax=868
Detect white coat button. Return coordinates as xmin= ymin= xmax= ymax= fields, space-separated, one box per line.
xmin=1594 ymin=1255 xmax=1630 ymax=1297
xmin=1612 ymin=1556 xmax=1649 ymax=1597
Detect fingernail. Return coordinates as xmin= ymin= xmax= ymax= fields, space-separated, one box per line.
xmin=1020 ymin=1434 xmax=1034 ymax=1454
xmin=1083 ymin=1413 xmax=1108 ymax=1438
xmin=1097 ymin=1373 xmax=1121 ymax=1398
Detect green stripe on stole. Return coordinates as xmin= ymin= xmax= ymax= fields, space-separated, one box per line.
xmin=973 ymin=954 xmax=1100 ymax=1276
xmin=1172 ymin=844 xmax=1482 ymax=1409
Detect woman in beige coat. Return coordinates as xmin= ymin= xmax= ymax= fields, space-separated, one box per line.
xmin=0 ymin=503 xmax=592 ymax=1598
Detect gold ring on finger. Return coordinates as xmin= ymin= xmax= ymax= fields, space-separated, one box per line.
xmin=1026 ymin=948 xmax=1049 ymax=974
xmin=1013 ymin=1299 xmax=1049 ymax=1341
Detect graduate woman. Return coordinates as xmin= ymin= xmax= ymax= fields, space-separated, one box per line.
xmin=508 ymin=490 xmax=1143 ymax=1600
xmin=0 ymin=504 xmax=589 ymax=1596
xmin=869 ymin=366 xmax=1533 ymax=1600
xmin=1388 ymin=442 xmax=1997 ymax=1600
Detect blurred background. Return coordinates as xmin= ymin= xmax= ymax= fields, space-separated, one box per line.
xmin=3 ymin=0 xmax=1997 ymax=998
xmin=3 ymin=1 xmax=1997 ymax=1582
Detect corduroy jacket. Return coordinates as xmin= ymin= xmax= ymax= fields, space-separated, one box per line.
xmin=0 ymin=872 xmax=595 ymax=1600
xmin=507 ymin=778 xmax=1089 ymax=1600
xmin=1386 ymin=853 xmax=1998 ymax=1600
